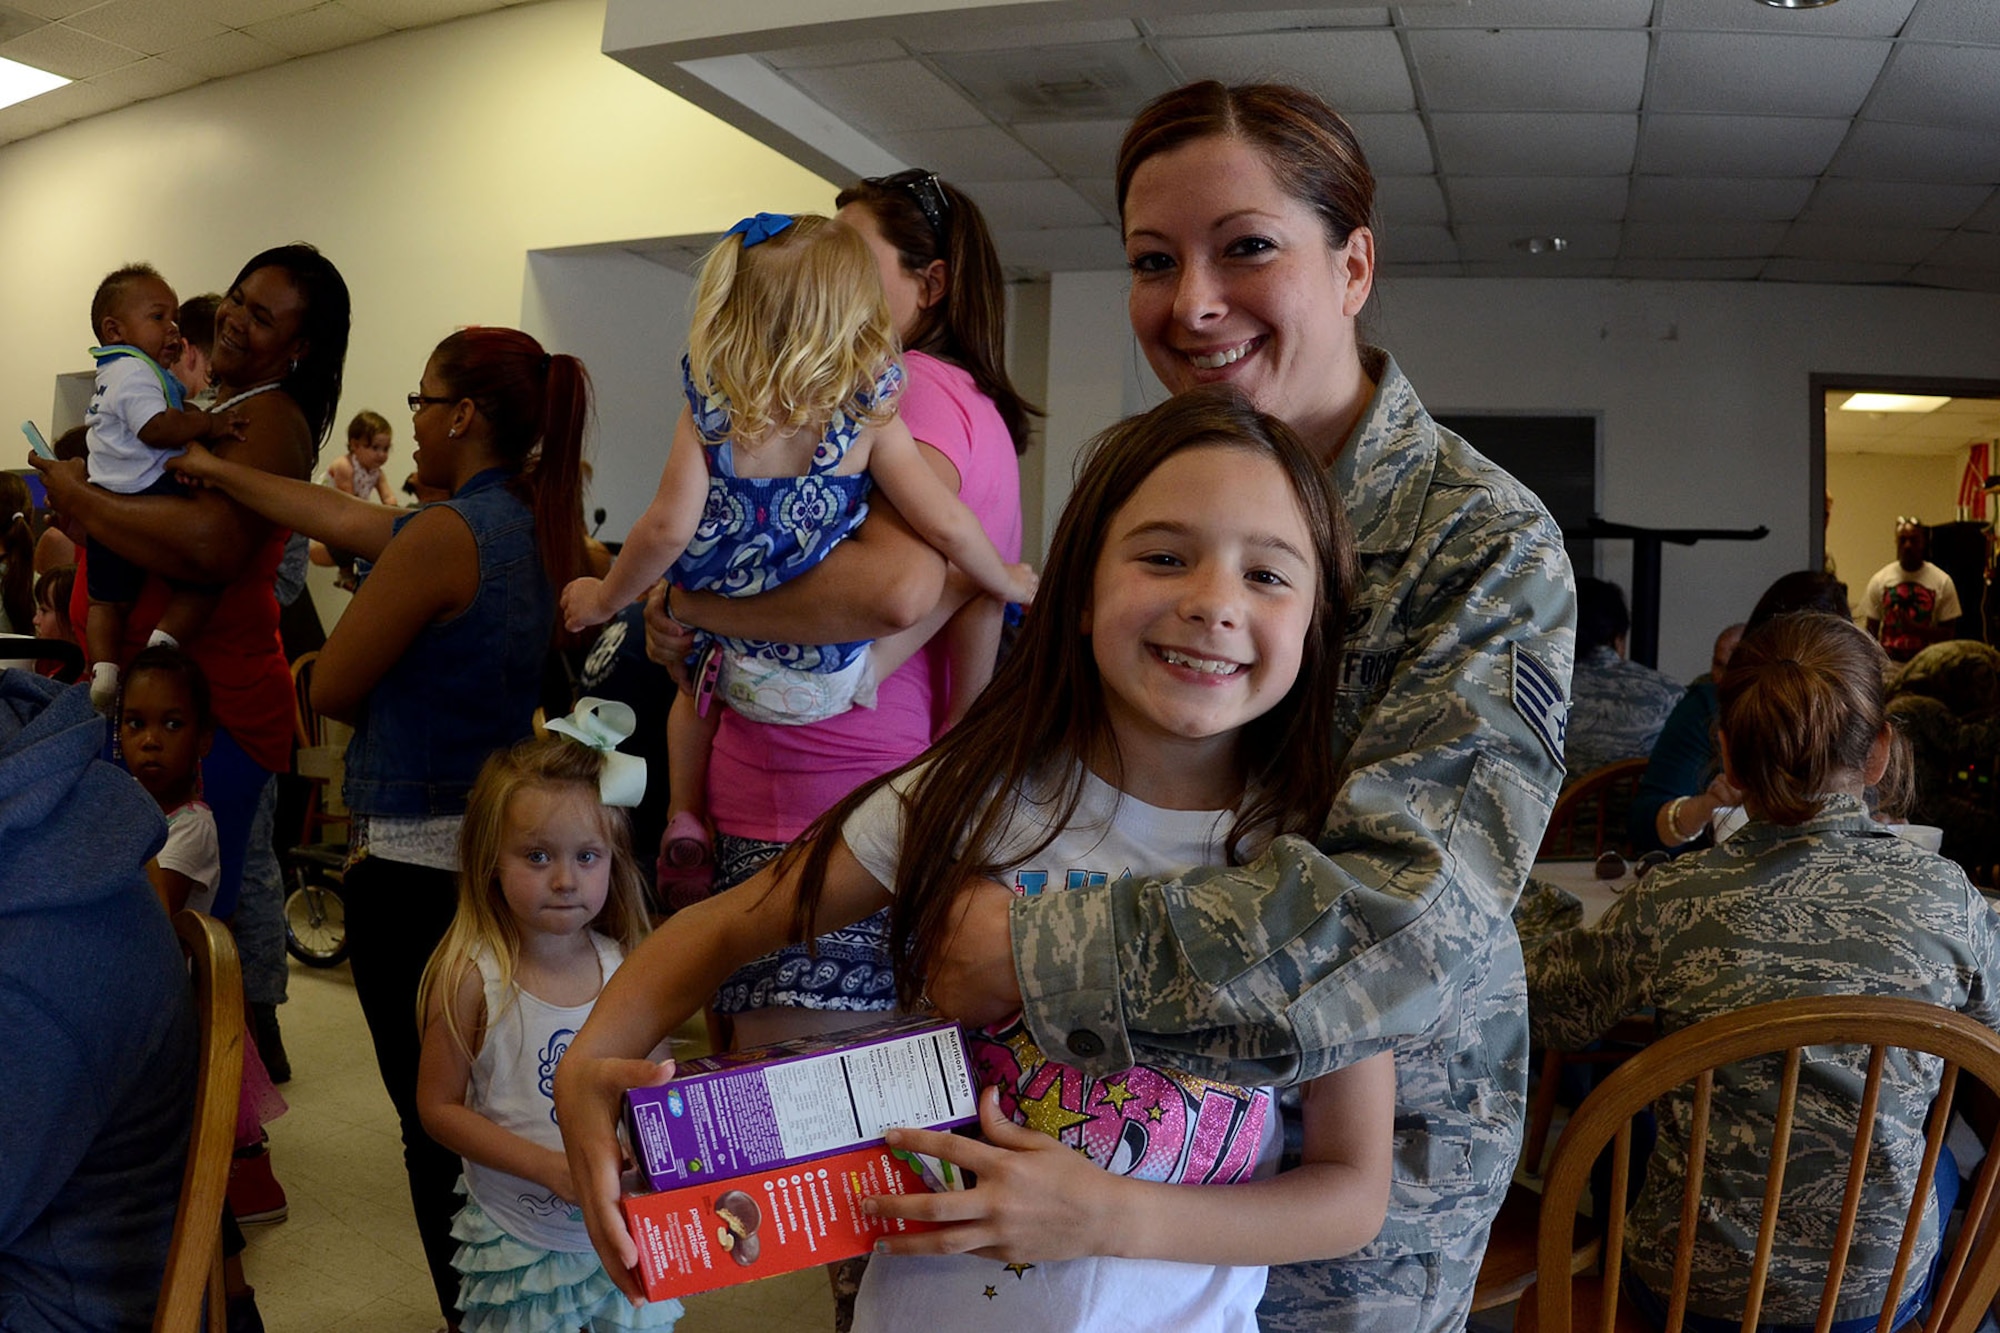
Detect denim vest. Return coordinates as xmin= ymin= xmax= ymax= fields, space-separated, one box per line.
xmin=342 ymin=468 xmax=552 ymax=817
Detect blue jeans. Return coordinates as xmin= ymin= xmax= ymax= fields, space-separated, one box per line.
xmin=1627 ymin=1145 xmax=1961 ymax=1333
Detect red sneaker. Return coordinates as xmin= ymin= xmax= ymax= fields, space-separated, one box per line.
xmin=227 ymin=1143 xmax=288 ymax=1225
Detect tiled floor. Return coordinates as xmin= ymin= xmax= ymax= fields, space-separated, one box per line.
xmin=242 ymin=957 xmax=834 ymax=1332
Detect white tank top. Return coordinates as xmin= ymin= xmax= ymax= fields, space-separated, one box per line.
xmin=462 ymin=932 xmax=622 ymax=1252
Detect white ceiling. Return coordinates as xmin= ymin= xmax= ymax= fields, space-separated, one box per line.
xmin=3 ymin=0 xmax=1997 ymax=292
xmin=0 ymin=0 xmax=529 ymax=145
xmin=604 ymin=0 xmax=2000 ymax=287
xmin=1824 ymin=389 xmax=2000 ymax=456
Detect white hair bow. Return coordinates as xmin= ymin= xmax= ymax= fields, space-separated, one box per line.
xmin=544 ymin=696 xmax=647 ymax=808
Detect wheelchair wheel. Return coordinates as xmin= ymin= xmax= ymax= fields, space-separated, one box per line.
xmin=284 ymin=876 xmax=349 ymax=968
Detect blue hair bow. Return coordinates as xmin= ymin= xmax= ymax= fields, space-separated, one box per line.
xmin=726 ymin=212 xmax=795 ymax=248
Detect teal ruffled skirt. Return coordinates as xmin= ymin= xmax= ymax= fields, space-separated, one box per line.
xmin=451 ymin=1180 xmax=684 ymax=1333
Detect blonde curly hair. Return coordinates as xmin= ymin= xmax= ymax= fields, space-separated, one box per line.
xmin=686 ymin=213 xmax=901 ymax=449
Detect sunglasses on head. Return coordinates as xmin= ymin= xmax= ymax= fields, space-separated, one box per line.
xmin=866 ymin=169 xmax=950 ymax=247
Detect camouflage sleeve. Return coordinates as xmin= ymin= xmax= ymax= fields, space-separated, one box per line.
xmin=1522 ymin=890 xmax=1657 ymax=1052
xmin=1009 ymin=501 xmax=1574 ymax=1086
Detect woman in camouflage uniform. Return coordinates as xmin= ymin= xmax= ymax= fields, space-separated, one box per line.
xmin=1529 ymin=612 xmax=2000 ymax=1330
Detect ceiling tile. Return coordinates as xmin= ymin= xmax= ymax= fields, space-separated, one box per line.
xmin=1464 ymin=258 xmax=1615 ymax=278
xmin=1626 ymin=177 xmax=1814 ymax=222
xmin=1431 ymin=112 xmax=1636 ymax=176
xmin=336 ymin=0 xmax=501 ymax=29
xmin=3 ymin=0 xmax=108 ymax=17
xmin=1012 ymin=119 xmax=1126 ymax=177
xmin=928 ymin=41 xmax=1173 ymax=123
xmin=1761 ymin=258 xmax=1914 ymax=285
xmin=1448 ymin=176 xmax=1628 ymax=224
xmin=1621 ymin=221 xmax=1792 ymax=259
xmin=1407 ymin=29 xmax=1647 ymax=112
xmin=1659 ymin=0 xmax=1918 ymax=38
xmin=1636 ymin=114 xmax=1848 ymax=177
xmin=1830 ymin=121 xmax=2000 ymax=185
xmin=1867 ymin=43 xmax=2000 ymax=133
xmin=906 ymin=18 xmax=1137 ymax=53
xmin=758 ymin=39 xmax=905 ymax=70
xmin=0 ymin=8 xmax=38 ymax=41
xmin=1964 ymin=193 xmax=2000 ymax=234
xmin=1073 ymin=176 xmax=1118 ymax=224
xmin=154 ymin=28 xmax=284 ymax=79
xmin=1148 ymin=9 xmax=1389 ymax=37
xmin=1375 ymin=175 xmax=1447 ymax=226
xmin=1401 ymin=0 xmax=1651 ymax=27
xmin=1902 ymin=0 xmax=2000 ymax=45
xmin=246 ymin=4 xmax=391 ymax=58
xmin=1157 ymin=30 xmax=1415 ymax=112
xmin=1379 ymin=223 xmax=1458 ymax=264
xmin=1454 ymin=222 xmax=1621 ymax=262
xmin=1925 ymin=231 xmax=2000 ymax=271
xmin=199 ymin=0 xmax=329 ymax=24
xmin=990 ymin=224 xmax=1126 ymax=272
xmin=1801 ymin=179 xmax=1992 ymax=231
xmin=0 ymin=21 xmax=141 ymax=78
xmin=1347 ymin=113 xmax=1432 ymax=175
xmin=959 ymin=178 xmax=1102 ymax=231
xmin=62 ymin=0 xmax=225 ymax=56
xmin=873 ymin=125 xmax=1054 ymax=183
xmin=785 ymin=59 xmax=987 ymax=135
xmin=1612 ymin=258 xmax=1768 ymax=280
xmin=1909 ymin=268 xmax=2000 ymax=295
xmin=1377 ymin=261 xmax=1467 ymax=278
xmin=0 ymin=73 xmax=125 ymax=137
xmin=1651 ymin=33 xmax=1890 ymax=118
xmin=86 ymin=54 xmax=202 ymax=100
xmin=1778 ymin=223 xmax=1949 ymax=264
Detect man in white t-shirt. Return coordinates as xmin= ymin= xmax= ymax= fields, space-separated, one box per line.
xmin=1864 ymin=521 xmax=1961 ymax=663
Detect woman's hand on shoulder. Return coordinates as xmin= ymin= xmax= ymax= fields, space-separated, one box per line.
xmin=554 ymin=1053 xmax=675 ymax=1305
xmin=864 ymin=1086 xmax=1118 ymax=1262
xmin=218 ymin=386 xmax=313 ymax=481
xmin=165 ymin=441 xmax=226 ymax=489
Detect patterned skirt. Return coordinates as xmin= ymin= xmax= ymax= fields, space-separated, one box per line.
xmin=708 ymin=832 xmax=898 ymax=1016
xmin=451 ymin=1180 xmax=683 ymax=1333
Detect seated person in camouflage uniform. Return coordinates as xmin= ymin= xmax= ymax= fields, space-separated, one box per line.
xmin=1886 ymin=638 xmax=2000 ymax=876
xmin=1564 ymin=577 xmax=1684 ymax=783
xmin=1529 ymin=612 xmax=2000 ymax=1332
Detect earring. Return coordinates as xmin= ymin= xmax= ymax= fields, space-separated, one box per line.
xmin=287 ymin=357 xmax=299 ymax=375
xmin=448 ymin=427 xmax=460 ymax=438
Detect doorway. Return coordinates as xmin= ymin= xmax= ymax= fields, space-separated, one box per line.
xmin=1815 ymin=374 xmax=2000 ymax=642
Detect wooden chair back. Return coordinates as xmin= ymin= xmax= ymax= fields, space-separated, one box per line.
xmin=153 ymin=911 xmax=244 ymax=1333
xmin=291 ymin=651 xmax=325 ymax=749
xmin=1541 ymin=758 xmax=1650 ymax=860
xmin=1531 ymin=995 xmax=2000 ymax=1333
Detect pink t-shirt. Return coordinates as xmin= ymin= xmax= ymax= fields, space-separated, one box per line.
xmin=707 ymin=350 xmax=1023 ymax=840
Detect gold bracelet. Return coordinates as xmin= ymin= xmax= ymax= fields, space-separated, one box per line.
xmin=1663 ymin=795 xmax=1692 ymax=845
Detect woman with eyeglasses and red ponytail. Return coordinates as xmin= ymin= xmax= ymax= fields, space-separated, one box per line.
xmin=171 ymin=325 xmax=594 ymax=1328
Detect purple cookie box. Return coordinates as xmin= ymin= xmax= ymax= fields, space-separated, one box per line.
xmin=622 ymin=1016 xmax=978 ymax=1194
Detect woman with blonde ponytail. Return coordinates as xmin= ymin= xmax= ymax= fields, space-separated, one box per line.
xmin=1528 ymin=611 xmax=2000 ymax=1332
xmin=169 ymin=325 xmax=592 ymax=1326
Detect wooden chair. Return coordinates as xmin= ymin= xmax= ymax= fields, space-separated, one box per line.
xmin=1542 ymin=757 xmax=1650 ymax=861
xmin=154 ymin=910 xmax=245 ymax=1333
xmin=1522 ymin=995 xmax=2000 ymax=1333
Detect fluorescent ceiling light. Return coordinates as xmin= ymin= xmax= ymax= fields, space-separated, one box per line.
xmin=1839 ymin=393 xmax=1950 ymax=413
xmin=0 ymin=55 xmax=68 ymax=112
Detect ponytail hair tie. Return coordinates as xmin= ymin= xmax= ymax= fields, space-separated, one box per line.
xmin=726 ymin=212 xmax=794 ymax=248
xmin=544 ymin=696 xmax=647 ymax=807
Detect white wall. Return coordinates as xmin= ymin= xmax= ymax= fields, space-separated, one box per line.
xmin=0 ymin=0 xmax=832 ymax=488
xmin=1027 ymin=274 xmax=2000 ymax=682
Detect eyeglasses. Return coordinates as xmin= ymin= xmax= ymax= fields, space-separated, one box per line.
xmin=866 ymin=169 xmax=950 ymax=247
xmin=408 ymin=392 xmax=454 ymax=413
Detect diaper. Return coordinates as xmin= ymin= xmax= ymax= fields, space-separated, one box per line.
xmin=714 ymin=648 xmax=878 ymax=726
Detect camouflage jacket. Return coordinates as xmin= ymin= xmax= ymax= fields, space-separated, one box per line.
xmin=1009 ymin=349 xmax=1576 ymax=1257
xmin=1525 ymin=796 xmax=2000 ymax=1323
xmin=1563 ymin=644 xmax=1685 ymax=781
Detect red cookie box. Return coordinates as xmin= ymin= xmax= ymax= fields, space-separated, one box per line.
xmin=621 ymin=1143 xmax=940 ymax=1302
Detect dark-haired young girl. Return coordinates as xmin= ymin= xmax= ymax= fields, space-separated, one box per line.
xmin=561 ymin=387 xmax=1399 ymax=1329
xmin=1528 ymin=611 xmax=2000 ymax=1332
xmin=171 ymin=325 xmax=592 ymax=1326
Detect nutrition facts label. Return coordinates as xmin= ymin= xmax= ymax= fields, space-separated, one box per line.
xmin=763 ymin=1030 xmax=978 ymax=1158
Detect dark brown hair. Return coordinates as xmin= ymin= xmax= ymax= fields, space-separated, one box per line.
xmin=176 ymin=293 xmax=220 ymax=357
xmin=1116 ymin=81 xmax=1376 ymax=250
xmin=428 ymin=327 xmax=592 ymax=594
xmin=230 ymin=244 xmax=350 ymax=452
xmin=90 ymin=263 xmax=165 ymax=344
xmin=0 ymin=472 xmax=32 ymax=634
xmin=124 ymin=644 xmax=213 ymax=732
xmin=1719 ymin=613 xmax=1889 ymax=825
xmin=835 ymin=175 xmax=1041 ymax=455
xmin=783 ymin=385 xmax=1358 ymax=1007
xmin=347 ymin=409 xmax=392 ymax=445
